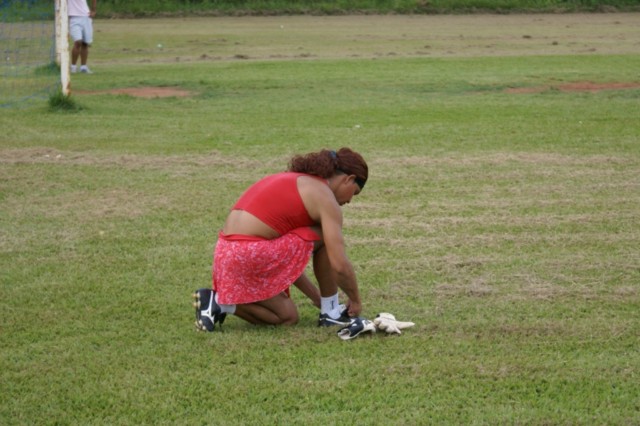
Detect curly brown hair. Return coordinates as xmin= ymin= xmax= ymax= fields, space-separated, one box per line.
xmin=287 ymin=148 xmax=368 ymax=189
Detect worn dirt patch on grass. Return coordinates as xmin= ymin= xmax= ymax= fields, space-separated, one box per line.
xmin=75 ymin=86 xmax=195 ymax=98
xmin=0 ymin=147 xmax=267 ymax=170
xmin=506 ymin=81 xmax=640 ymax=94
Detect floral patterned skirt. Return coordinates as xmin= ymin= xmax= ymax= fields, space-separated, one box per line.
xmin=212 ymin=231 xmax=314 ymax=305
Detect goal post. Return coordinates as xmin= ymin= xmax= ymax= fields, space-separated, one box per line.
xmin=55 ymin=0 xmax=70 ymax=96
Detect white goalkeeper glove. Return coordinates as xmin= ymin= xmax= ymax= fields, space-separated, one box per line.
xmin=373 ymin=313 xmax=415 ymax=335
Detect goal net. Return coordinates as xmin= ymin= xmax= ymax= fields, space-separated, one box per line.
xmin=1 ymin=0 xmax=59 ymax=107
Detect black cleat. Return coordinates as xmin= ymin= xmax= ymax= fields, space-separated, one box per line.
xmin=318 ymin=308 xmax=351 ymax=327
xmin=192 ymin=288 xmax=226 ymax=332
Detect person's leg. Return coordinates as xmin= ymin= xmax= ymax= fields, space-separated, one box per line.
xmin=194 ymin=289 xmax=298 ymax=330
xmin=313 ymin=240 xmax=350 ymax=325
xmin=71 ymin=41 xmax=83 ymax=66
xmin=234 ymin=292 xmax=299 ymax=325
xmin=79 ymin=17 xmax=93 ymax=72
xmin=313 ymin=243 xmax=338 ymax=297
xmin=292 ymin=273 xmax=320 ymax=308
xmin=80 ymin=43 xmax=89 ymax=66
xmin=69 ymin=18 xmax=78 ymax=65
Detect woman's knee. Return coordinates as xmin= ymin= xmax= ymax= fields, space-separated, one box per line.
xmin=279 ymin=307 xmax=299 ymax=325
xmin=264 ymin=294 xmax=298 ymax=325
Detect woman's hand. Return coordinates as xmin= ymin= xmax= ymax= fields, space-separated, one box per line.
xmin=347 ymin=299 xmax=362 ymax=317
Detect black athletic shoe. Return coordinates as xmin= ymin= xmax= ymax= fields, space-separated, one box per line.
xmin=192 ymin=288 xmax=226 ymax=332
xmin=318 ymin=308 xmax=351 ymax=327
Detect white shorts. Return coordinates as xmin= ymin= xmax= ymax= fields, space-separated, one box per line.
xmin=69 ymin=16 xmax=93 ymax=45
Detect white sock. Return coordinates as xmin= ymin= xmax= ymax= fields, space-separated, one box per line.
xmin=70 ymin=65 xmax=77 ymax=72
xmin=320 ymin=293 xmax=339 ymax=315
xmin=215 ymin=292 xmax=236 ymax=315
xmin=329 ymin=305 xmax=347 ymax=319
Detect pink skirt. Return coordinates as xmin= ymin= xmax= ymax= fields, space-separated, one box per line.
xmin=212 ymin=231 xmax=315 ymax=305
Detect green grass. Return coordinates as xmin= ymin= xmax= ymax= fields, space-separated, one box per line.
xmin=1 ymin=15 xmax=639 ymax=425
xmin=48 ymin=91 xmax=82 ymax=112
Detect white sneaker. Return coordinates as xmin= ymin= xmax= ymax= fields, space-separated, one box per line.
xmin=70 ymin=65 xmax=77 ymax=73
xmin=80 ymin=66 xmax=93 ymax=74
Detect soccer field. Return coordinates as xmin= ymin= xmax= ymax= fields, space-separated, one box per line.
xmin=1 ymin=13 xmax=639 ymax=424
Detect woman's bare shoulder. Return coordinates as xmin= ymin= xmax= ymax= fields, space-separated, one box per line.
xmin=297 ymin=175 xmax=338 ymax=221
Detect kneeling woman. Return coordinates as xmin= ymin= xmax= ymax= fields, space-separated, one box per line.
xmin=194 ymin=147 xmax=368 ymax=331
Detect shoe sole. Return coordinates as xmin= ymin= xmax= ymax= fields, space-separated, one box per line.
xmin=318 ymin=317 xmax=351 ymax=327
xmin=193 ymin=289 xmax=214 ymax=331
xmin=192 ymin=289 xmax=225 ymax=332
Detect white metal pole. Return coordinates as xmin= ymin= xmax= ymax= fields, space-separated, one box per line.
xmin=57 ymin=0 xmax=71 ymax=96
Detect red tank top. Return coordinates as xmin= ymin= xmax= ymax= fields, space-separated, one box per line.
xmin=233 ymin=172 xmax=325 ymax=236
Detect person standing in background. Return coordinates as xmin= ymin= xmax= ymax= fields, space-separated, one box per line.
xmin=68 ymin=0 xmax=97 ymax=74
